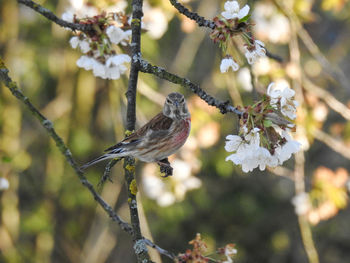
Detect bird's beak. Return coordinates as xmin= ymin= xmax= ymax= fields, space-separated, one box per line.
xmin=174 ymin=101 xmax=179 ymax=108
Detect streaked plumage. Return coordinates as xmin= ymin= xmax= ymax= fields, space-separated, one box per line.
xmin=81 ymin=92 xmax=191 ymax=170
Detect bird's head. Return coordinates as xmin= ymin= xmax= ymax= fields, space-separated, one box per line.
xmin=163 ymin=92 xmax=190 ymax=120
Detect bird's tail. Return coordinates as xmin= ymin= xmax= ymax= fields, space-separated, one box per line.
xmin=80 ymin=154 xmax=117 ymax=170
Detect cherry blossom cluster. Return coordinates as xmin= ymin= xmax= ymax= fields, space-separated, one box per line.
xmin=220 ymin=244 xmax=237 ymax=263
xmin=62 ymin=6 xmax=132 ymax=80
xmin=225 ymin=82 xmax=301 ymax=172
xmin=177 ymin=234 xmax=237 ymax=263
xmin=210 ymin=1 xmax=267 ymax=73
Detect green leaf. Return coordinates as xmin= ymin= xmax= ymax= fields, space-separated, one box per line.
xmin=238 ymin=14 xmax=251 ymax=23
xmin=2 ymin=156 xmax=12 ymax=163
xmin=263 ymin=119 xmax=273 ymax=128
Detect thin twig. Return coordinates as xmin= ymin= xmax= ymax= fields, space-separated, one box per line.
xmin=313 ymin=129 xmax=350 ymax=160
xmin=294 ymin=151 xmax=320 ymax=263
xmin=144 ymin=238 xmax=176 ymax=260
xmin=267 ymin=166 xmax=294 ymax=181
xmin=17 ymin=0 xmax=94 ymax=33
xmin=288 ymin=15 xmax=320 ymax=263
xmin=265 ymin=50 xmax=283 ymax=63
xmin=168 ymin=0 xmax=283 ymax=62
xmin=168 ymin=0 xmax=215 ymax=29
xmin=303 ymin=77 xmax=350 ymax=121
xmin=137 ymin=56 xmax=242 ymax=116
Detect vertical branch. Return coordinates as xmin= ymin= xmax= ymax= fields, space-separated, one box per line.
xmin=294 ymin=152 xmax=320 ymax=263
xmin=126 ymin=0 xmax=143 ymax=131
xmin=287 ymin=9 xmax=320 ymax=263
xmin=124 ymin=0 xmax=153 ymax=262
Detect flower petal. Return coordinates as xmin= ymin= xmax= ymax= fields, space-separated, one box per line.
xmin=238 ymin=5 xmax=250 ymax=19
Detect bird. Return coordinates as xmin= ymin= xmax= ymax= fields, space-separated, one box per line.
xmin=80 ymin=92 xmax=191 ymax=172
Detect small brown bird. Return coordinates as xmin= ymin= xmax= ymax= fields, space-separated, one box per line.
xmin=81 ymin=92 xmax=191 ymax=170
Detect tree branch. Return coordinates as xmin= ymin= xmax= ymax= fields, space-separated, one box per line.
xmin=169 ymin=0 xmax=215 ymax=29
xmin=0 ymin=58 xmax=131 ymax=233
xmin=0 ymin=59 xmax=175 ymax=261
xmin=137 ymin=56 xmax=242 ymax=116
xmin=124 ymin=0 xmax=154 ymax=262
xmin=144 ymin=238 xmax=176 ymax=260
xmin=168 ymin=0 xmax=283 ymax=62
xmin=17 ymin=0 xmax=94 ymax=33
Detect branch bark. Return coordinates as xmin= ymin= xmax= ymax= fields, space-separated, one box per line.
xmin=124 ymin=0 xmax=154 ymax=262
xmin=18 ymin=0 xmax=94 ymax=33
xmin=168 ymin=0 xmax=283 ymax=62
xmin=169 ymin=0 xmax=215 ymax=29
xmin=138 ymin=56 xmax=242 ymax=116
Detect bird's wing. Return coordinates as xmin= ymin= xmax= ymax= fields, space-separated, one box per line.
xmin=104 ymin=112 xmax=173 ymax=152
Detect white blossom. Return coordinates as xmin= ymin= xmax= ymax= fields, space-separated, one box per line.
xmin=76 ymin=54 xmax=131 ymax=80
xmin=79 ymin=40 xmax=90 ymax=53
xmin=244 ymin=40 xmax=266 ymax=65
xmin=237 ymin=67 xmax=253 ymax=91
xmin=225 ymin=124 xmax=300 ymax=172
xmin=221 ymin=1 xmax=250 ymax=20
xmin=267 ymin=82 xmax=295 ymax=102
xmin=69 ymin=37 xmax=91 ymax=53
xmin=0 ymin=177 xmax=9 ymax=191
xmin=220 ymin=57 xmax=239 ymax=73
xmin=292 ymin=192 xmax=311 ymax=215
xmin=142 ymin=174 xmax=165 ymax=200
xmin=225 ymin=135 xmax=243 ymax=152
xmin=225 ymin=128 xmax=264 ymax=172
xmin=105 ymin=54 xmax=131 ymax=68
xmin=253 ymin=2 xmax=291 ymax=43
xmin=69 ymin=36 xmax=80 ymax=48
xmin=106 ymin=26 xmax=131 ymax=45
xmin=142 ymin=4 xmax=168 ymax=39
xmin=104 ymin=54 xmax=131 ymax=79
xmin=267 ymin=82 xmax=298 ymax=119
xmin=222 ymin=245 xmax=237 ymax=263
xmin=245 ymin=127 xmax=260 ymax=146
xmin=255 ymin=147 xmax=274 ymax=170
xmin=275 ymin=140 xmax=301 ymax=164
xmin=76 ymin=55 xmax=95 ymax=70
xmin=172 ymin=160 xmax=202 ymax=200
xmin=142 ymin=160 xmax=202 ymax=207
xmin=61 ymin=1 xmax=98 ymax=21
xmin=62 ymin=11 xmax=74 ymax=23
xmin=225 ymin=246 xmax=237 ymax=257
xmin=157 ymin=192 xmax=176 ymax=207
xmin=92 ymin=61 xmax=107 ymax=78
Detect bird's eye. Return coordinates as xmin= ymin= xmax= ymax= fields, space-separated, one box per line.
xmin=166 ymin=98 xmax=172 ymax=104
xmin=179 ymin=97 xmax=184 ymax=103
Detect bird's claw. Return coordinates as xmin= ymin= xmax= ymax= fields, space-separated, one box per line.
xmin=160 ymin=165 xmax=173 ymax=177
xmin=158 ymin=159 xmax=173 ymax=177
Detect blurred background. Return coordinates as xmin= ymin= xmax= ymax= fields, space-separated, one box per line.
xmin=1 ymin=0 xmax=350 ymax=262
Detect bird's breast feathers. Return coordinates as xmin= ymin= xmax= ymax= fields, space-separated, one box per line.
xmin=168 ymin=117 xmax=191 ymax=149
